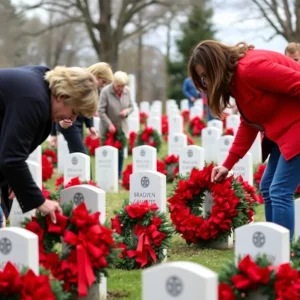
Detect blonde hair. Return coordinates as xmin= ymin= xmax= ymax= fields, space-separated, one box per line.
xmin=45 ymin=66 xmax=98 ymax=118
xmin=113 ymin=71 xmax=129 ymax=85
xmin=188 ymin=40 xmax=254 ymax=118
xmin=87 ymin=62 xmax=113 ymax=83
xmin=285 ymin=42 xmax=300 ymax=55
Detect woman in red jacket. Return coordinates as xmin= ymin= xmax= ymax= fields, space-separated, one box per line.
xmin=188 ymin=40 xmax=300 ymax=240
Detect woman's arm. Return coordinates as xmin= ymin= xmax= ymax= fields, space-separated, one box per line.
xmin=0 ymin=97 xmax=47 ymax=212
xmin=222 ymin=117 xmax=259 ymax=170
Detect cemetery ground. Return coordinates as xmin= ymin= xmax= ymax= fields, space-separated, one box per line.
xmin=46 ymin=140 xmax=265 ymax=300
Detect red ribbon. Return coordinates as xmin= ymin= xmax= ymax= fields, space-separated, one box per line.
xmin=64 ymin=230 xmax=96 ymax=297
xmin=127 ymin=225 xmax=160 ymax=267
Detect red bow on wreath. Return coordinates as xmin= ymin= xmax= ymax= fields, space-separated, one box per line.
xmin=127 ymin=224 xmax=166 ymax=267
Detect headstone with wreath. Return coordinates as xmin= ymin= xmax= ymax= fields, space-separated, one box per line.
xmin=217 ymin=135 xmax=234 ymax=162
xmin=235 ymin=222 xmax=290 ymax=266
xmin=58 ymin=134 xmax=69 ymax=173
xmin=27 ymin=145 xmax=42 ymax=165
xmin=207 ymin=119 xmax=223 ymax=133
xmin=60 ymin=185 xmax=106 ymax=224
xmin=133 ymin=145 xmax=157 ymax=173
xmin=64 ymin=152 xmax=90 ymax=186
xmin=10 ymin=161 xmax=42 ymax=227
xmin=142 ymin=261 xmax=217 ymax=300
xmin=128 ymin=117 xmax=140 ymax=133
xmin=129 ymin=171 xmax=166 ymax=212
xmin=179 ymin=145 xmax=204 ymax=176
xmin=95 ymin=146 xmax=118 ymax=193
xmin=189 ymin=106 xmax=203 ymax=120
xmin=61 ymin=185 xmax=108 ymax=300
xmin=147 ymin=117 xmax=161 ymax=135
xmin=168 ymin=134 xmax=187 ymax=156
xmin=0 ymin=227 xmax=38 ymax=274
xmin=201 ymin=127 xmax=221 ymax=163
xmin=226 ymin=115 xmax=240 ymax=135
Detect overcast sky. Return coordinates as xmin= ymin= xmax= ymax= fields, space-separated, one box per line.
xmin=13 ymin=0 xmax=288 ymax=58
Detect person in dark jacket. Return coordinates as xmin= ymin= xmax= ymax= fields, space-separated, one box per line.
xmin=0 ymin=65 xmax=98 ymax=224
xmin=49 ymin=62 xmax=114 ymax=153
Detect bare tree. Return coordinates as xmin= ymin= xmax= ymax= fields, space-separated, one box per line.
xmin=19 ymin=0 xmax=173 ymax=70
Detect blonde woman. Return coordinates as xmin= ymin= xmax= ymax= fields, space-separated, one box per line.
xmin=0 ymin=65 xmax=98 ymax=225
xmin=285 ymin=42 xmax=300 ymax=63
xmin=49 ymin=62 xmax=114 ymax=153
xmin=188 ymin=40 xmax=300 ymax=241
xmin=99 ymin=71 xmax=133 ymax=179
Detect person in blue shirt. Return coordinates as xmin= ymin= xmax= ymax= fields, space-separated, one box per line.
xmin=182 ymin=77 xmax=200 ymax=108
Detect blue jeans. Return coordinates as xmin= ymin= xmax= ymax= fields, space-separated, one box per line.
xmin=260 ymin=144 xmax=300 ymax=240
xmin=118 ymin=150 xmax=124 ymax=179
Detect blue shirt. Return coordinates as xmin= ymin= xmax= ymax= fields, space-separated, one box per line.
xmin=182 ymin=77 xmax=200 ymax=100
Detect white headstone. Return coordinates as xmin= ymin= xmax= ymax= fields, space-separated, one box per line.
xmin=142 ymin=261 xmax=217 ymax=300
xmin=129 ymin=74 xmax=136 ymax=103
xmin=207 ymin=120 xmax=223 ymax=133
xmin=0 ymin=227 xmax=38 ymax=274
xmin=189 ymin=106 xmax=203 ymax=120
xmin=194 ymin=98 xmax=203 ymax=108
xmin=235 ymin=222 xmax=290 ymax=266
xmin=95 ymin=146 xmax=118 ymax=193
xmin=10 ymin=161 xmax=42 ymax=227
xmin=249 ymin=133 xmax=262 ymax=165
xmin=93 ymin=117 xmax=100 ymax=133
xmin=226 ymin=115 xmax=240 ymax=135
xmin=147 ymin=117 xmax=161 ymax=135
xmin=179 ymin=146 xmax=204 ymax=175
xmin=295 ymin=199 xmax=300 ymax=240
xmin=129 ymin=171 xmax=166 ymax=212
xmin=128 ymin=117 xmax=139 ymax=133
xmin=64 ymin=153 xmax=90 ymax=186
xmin=201 ymin=127 xmax=222 ymax=163
xmin=27 ymin=145 xmax=42 ymax=166
xmin=60 ymin=185 xmax=106 ymax=224
xmin=58 ymin=134 xmax=69 ymax=173
xmin=133 ymin=146 xmax=157 ymax=173
xmin=140 ymin=101 xmax=150 ymax=114
xmin=219 ymin=152 xmax=253 ymax=185
xmin=217 ymin=136 xmax=234 ymax=165
xmin=168 ymin=134 xmax=187 ymax=156
xmin=180 ymin=99 xmax=189 ymax=111
xmin=169 ymin=115 xmax=183 ymax=134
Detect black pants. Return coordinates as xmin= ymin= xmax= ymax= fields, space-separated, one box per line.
xmin=57 ymin=121 xmax=87 ymax=154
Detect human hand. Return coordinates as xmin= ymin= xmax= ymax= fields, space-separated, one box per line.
xmin=88 ymin=127 xmax=99 ymax=139
xmin=49 ymin=136 xmax=57 ymax=147
xmin=108 ymin=124 xmax=116 ymax=133
xmin=120 ymin=109 xmax=128 ymax=117
xmin=37 ymin=199 xmax=62 ymax=224
xmin=191 ymin=97 xmax=196 ymax=102
xmin=211 ymin=166 xmax=229 ymax=182
xmin=8 ymin=187 xmax=15 ymax=200
xmin=59 ymin=119 xmax=73 ymax=129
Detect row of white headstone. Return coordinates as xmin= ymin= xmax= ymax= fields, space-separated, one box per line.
xmin=2 ymin=218 xmax=299 ymax=299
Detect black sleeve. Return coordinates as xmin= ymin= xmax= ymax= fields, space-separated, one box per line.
xmin=50 ymin=122 xmax=57 ymax=136
xmin=84 ymin=117 xmax=94 ymax=128
xmin=0 ymin=97 xmax=47 ymax=212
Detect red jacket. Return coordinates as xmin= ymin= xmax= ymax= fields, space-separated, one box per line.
xmin=223 ymin=49 xmax=300 ymax=170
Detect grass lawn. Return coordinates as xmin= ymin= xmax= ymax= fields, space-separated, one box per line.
xmin=44 ymin=135 xmax=265 ymax=300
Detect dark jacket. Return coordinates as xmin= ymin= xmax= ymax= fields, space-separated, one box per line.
xmin=0 ymin=66 xmax=52 ymax=212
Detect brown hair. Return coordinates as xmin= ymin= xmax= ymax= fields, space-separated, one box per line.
xmin=285 ymin=42 xmax=300 ymax=55
xmin=188 ymin=40 xmax=254 ymax=118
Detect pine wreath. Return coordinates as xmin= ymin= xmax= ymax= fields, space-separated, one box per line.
xmin=111 ymin=200 xmax=173 ymax=270
xmin=218 ymin=254 xmax=300 ymax=300
xmin=101 ymin=127 xmax=127 ymax=150
xmin=23 ymin=202 xmax=118 ymax=298
xmin=168 ymin=164 xmax=257 ymax=245
xmin=188 ymin=116 xmax=206 ymax=137
xmin=136 ymin=126 xmax=162 ymax=152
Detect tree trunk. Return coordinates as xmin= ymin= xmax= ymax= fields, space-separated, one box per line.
xmin=136 ymin=12 xmax=143 ymax=104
